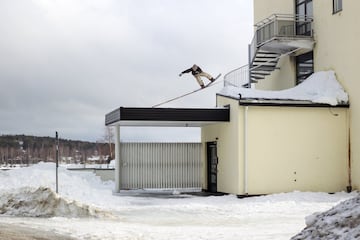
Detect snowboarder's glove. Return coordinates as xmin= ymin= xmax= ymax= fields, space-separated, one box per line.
xmin=179 ymin=73 xmax=182 ymax=77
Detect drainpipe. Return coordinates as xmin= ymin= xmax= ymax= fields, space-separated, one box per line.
xmin=244 ymin=106 xmax=249 ymax=195
xmin=114 ymin=125 xmax=121 ymax=193
xmin=247 ymin=44 xmax=251 ymax=88
xmin=347 ymin=127 xmax=352 ymax=193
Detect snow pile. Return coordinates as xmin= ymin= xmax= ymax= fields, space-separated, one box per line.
xmin=220 ymin=71 xmax=348 ymax=106
xmin=292 ymin=194 xmax=360 ymax=239
xmin=0 ymin=162 xmax=115 ymax=208
xmin=0 ymin=186 xmax=113 ymax=218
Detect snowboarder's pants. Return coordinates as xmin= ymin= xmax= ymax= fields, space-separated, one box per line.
xmin=194 ymin=72 xmax=213 ymax=87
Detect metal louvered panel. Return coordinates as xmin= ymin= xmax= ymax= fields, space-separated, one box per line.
xmin=120 ymin=143 xmax=201 ymax=189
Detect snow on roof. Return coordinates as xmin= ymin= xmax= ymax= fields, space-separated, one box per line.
xmin=219 ymin=71 xmax=349 ymax=106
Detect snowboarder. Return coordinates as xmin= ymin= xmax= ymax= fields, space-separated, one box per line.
xmin=179 ymin=64 xmax=215 ymax=88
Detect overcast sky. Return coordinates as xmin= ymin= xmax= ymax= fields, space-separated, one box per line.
xmin=0 ymin=0 xmax=253 ymax=142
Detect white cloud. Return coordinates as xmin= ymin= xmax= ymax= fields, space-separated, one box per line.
xmin=0 ymin=0 xmax=253 ymax=141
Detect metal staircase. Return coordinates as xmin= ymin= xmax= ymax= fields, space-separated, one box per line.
xmin=250 ymin=51 xmax=281 ymax=83
xmin=224 ymin=14 xmax=314 ymax=88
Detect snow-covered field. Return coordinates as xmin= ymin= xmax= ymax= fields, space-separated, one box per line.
xmin=0 ymin=163 xmax=357 ymax=239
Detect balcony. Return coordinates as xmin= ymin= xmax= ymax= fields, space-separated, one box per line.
xmin=251 ymin=14 xmax=314 ymax=60
xmin=224 ymin=14 xmax=315 ymax=88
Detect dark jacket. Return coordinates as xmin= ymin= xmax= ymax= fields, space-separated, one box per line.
xmin=181 ymin=65 xmax=202 ymax=75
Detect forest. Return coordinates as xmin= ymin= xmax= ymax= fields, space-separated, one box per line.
xmin=0 ymin=134 xmax=113 ymax=167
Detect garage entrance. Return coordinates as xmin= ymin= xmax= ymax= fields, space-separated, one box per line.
xmin=105 ymin=106 xmax=230 ymax=192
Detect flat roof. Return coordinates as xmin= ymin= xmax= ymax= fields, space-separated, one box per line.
xmin=105 ymin=107 xmax=230 ymax=127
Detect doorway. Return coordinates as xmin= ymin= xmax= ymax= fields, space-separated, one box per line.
xmin=207 ymin=142 xmax=218 ymax=192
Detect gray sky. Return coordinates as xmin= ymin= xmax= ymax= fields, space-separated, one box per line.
xmin=0 ymin=0 xmax=253 ymax=142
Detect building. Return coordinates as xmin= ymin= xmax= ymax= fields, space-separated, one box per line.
xmin=201 ymin=0 xmax=356 ymax=195
xmin=106 ymin=0 xmax=357 ymax=195
xmin=253 ymin=1 xmax=360 ymax=191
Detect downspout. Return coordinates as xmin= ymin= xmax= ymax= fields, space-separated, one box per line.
xmin=347 ymin=127 xmax=352 ymax=193
xmin=244 ymin=105 xmax=249 ymax=195
xmin=242 ymin=43 xmax=251 ymax=195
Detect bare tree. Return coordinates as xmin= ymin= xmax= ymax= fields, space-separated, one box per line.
xmin=103 ymin=127 xmax=114 ymax=159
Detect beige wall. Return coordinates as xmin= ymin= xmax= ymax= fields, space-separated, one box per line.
xmin=246 ymin=106 xmax=349 ymax=194
xmin=253 ymin=0 xmax=294 ymax=24
xmin=253 ymin=0 xmax=297 ymax=90
xmin=201 ymin=96 xmax=243 ymax=194
xmin=253 ymin=0 xmax=360 ymax=191
xmin=202 ymin=95 xmax=349 ymax=195
xmin=256 ymin=56 xmax=297 ymax=90
xmin=312 ymin=1 xmax=360 ymax=190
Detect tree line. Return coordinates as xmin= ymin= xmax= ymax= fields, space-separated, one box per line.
xmin=0 ymin=134 xmax=114 ymax=167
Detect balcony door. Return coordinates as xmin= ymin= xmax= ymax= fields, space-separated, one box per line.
xmin=295 ymin=0 xmax=313 ymax=36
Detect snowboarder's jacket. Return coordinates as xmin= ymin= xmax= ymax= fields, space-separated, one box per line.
xmin=181 ymin=64 xmax=203 ymax=75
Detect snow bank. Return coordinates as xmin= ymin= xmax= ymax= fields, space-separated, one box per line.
xmin=0 ymin=162 xmax=115 ymax=207
xmin=0 ymin=162 xmax=119 ymax=217
xmin=0 ymin=186 xmax=113 ymax=218
xmin=220 ymin=71 xmax=348 ymax=106
xmin=292 ymin=194 xmax=360 ymax=239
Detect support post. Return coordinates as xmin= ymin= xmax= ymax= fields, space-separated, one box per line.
xmin=55 ymin=131 xmax=59 ymax=194
xmin=114 ymin=125 xmax=121 ymax=193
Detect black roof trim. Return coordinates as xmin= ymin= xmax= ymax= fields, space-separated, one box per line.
xmin=217 ymin=93 xmax=350 ymax=108
xmin=105 ymin=107 xmax=230 ymax=126
xmin=239 ymin=99 xmax=350 ymax=108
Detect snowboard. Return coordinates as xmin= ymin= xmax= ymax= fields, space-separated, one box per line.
xmin=203 ymin=73 xmax=221 ymax=88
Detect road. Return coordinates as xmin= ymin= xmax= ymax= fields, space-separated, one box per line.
xmin=0 ymin=223 xmax=75 ymax=240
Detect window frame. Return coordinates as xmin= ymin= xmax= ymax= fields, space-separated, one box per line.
xmin=333 ymin=0 xmax=342 ymax=14
xmin=295 ymin=0 xmax=313 ymax=36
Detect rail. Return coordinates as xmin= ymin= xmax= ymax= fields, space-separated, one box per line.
xmin=224 ymin=14 xmax=313 ymax=88
xmin=223 ymin=64 xmax=249 ymax=87
xmin=254 ymin=14 xmax=313 ymax=47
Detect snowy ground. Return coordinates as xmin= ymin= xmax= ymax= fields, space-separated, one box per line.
xmin=0 ymin=163 xmax=357 ymax=240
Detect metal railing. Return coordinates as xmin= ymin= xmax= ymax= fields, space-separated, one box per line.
xmin=254 ymin=14 xmax=313 ymax=48
xmin=223 ymin=64 xmax=249 ymax=88
xmin=224 ymin=14 xmax=313 ymax=88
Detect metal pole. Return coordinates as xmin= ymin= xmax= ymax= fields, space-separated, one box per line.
xmin=55 ymin=131 xmax=59 ymax=194
xmin=114 ymin=125 xmax=121 ymax=193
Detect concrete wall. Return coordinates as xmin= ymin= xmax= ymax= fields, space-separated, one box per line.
xmin=201 ymin=96 xmax=243 ymax=194
xmin=253 ymin=0 xmax=360 ymax=191
xmin=256 ymin=56 xmax=297 ymax=90
xmin=253 ymin=0 xmax=294 ymax=24
xmin=312 ymin=1 xmax=360 ymax=190
xmin=246 ymin=105 xmax=349 ymax=194
xmin=253 ymin=0 xmax=296 ymax=90
xmin=202 ymin=95 xmax=349 ymax=195
xmin=68 ymin=168 xmax=115 ymax=182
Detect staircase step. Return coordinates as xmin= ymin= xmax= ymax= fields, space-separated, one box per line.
xmin=251 ymin=75 xmax=266 ymax=80
xmin=251 ymin=71 xmax=272 ymax=76
xmin=252 ymin=59 xmax=278 ymax=63
xmin=257 ymin=52 xmax=281 ymax=56
xmin=251 ymin=66 xmax=280 ymax=71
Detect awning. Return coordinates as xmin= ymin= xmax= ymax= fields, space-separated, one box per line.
xmin=105 ymin=107 xmax=230 ymax=127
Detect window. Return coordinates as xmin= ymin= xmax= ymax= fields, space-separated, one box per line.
xmin=333 ymin=0 xmax=342 ymax=14
xmin=295 ymin=0 xmax=313 ymax=36
xmin=296 ymin=51 xmax=314 ymax=84
xmin=295 ymin=0 xmax=313 ymax=17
